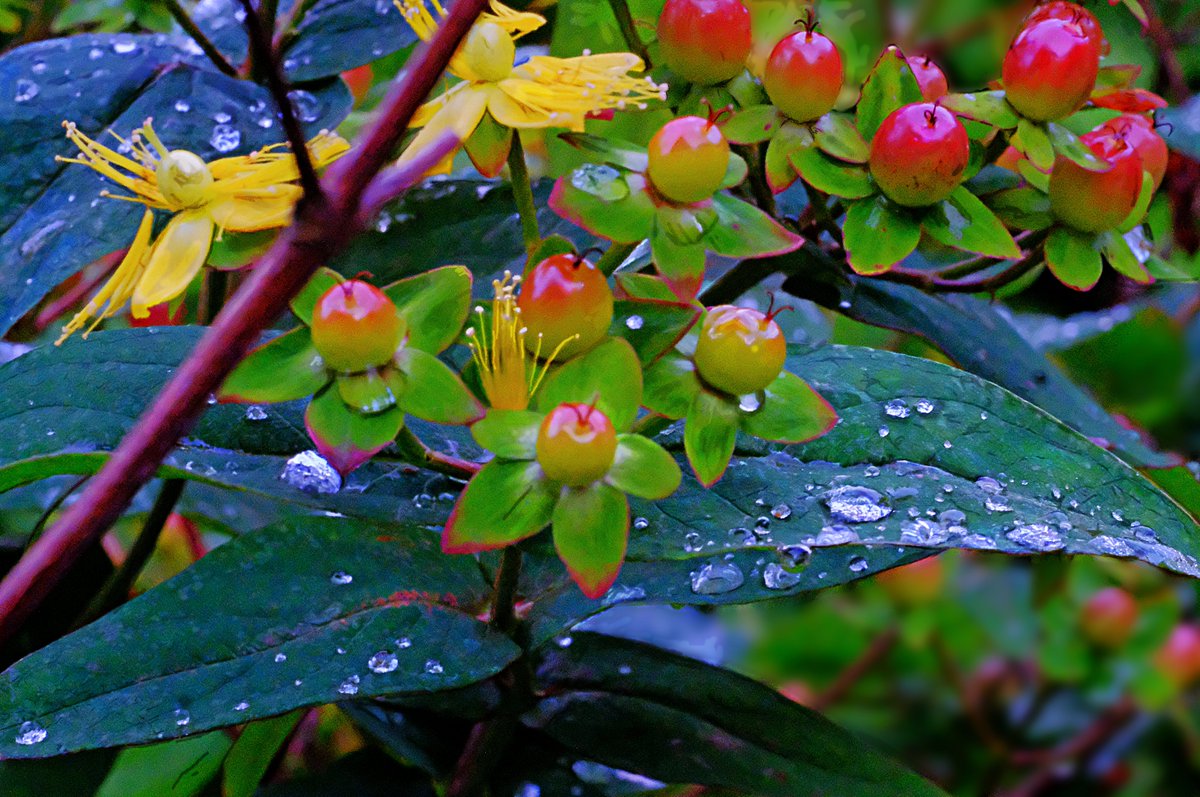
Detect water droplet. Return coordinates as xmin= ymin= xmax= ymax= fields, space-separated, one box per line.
xmin=878 ymin=426 xmax=890 ymax=438
xmin=975 ymin=476 xmax=1003 ymax=494
xmin=848 ymin=556 xmax=869 ymax=573
xmin=88 ymin=47 xmax=104 ymax=60
xmin=915 ymin=399 xmax=936 ymax=415
xmin=282 ymin=450 xmax=341 ymax=494
xmin=900 ymin=518 xmax=951 ymax=546
xmin=763 ymin=562 xmax=803 ymax=589
xmin=515 ymin=783 xmax=541 ymax=797
xmin=625 ymin=315 xmax=644 ymax=330
xmin=683 ymin=531 xmax=703 ymax=552
xmin=213 ymin=110 xmax=232 ymax=124
xmin=397 ymin=637 xmax=413 ymax=649
xmin=245 ymin=405 xmax=268 ymax=421
xmin=274 ymin=652 xmax=287 ymax=663
xmin=739 ymin=394 xmax=761 ymax=412
xmin=14 ymin=79 xmax=38 ymax=103
xmin=1006 ymin=523 xmax=1064 ymax=552
xmin=602 ymin=584 xmax=646 ymax=606
xmin=984 ymin=496 xmax=1012 ymax=513
xmin=234 ymin=702 xmax=249 ymax=711
xmin=174 ymin=708 xmax=190 ymax=727
xmin=689 ymin=561 xmax=745 ymax=594
xmin=1088 ymin=535 xmax=1136 ymax=557
xmin=424 ymin=659 xmax=444 ymax=674
xmin=112 ymin=37 xmax=138 ymax=54
xmin=937 ymin=509 xmax=967 ymax=526
xmin=174 ymin=99 xmax=191 ymax=113
xmin=777 ymin=543 xmax=811 ymax=569
xmin=1134 ymin=525 xmax=1158 ymax=543
xmin=14 ymin=722 xmax=46 ymax=746
xmin=368 ymin=651 xmax=399 ymax=673
xmin=824 ymin=486 xmax=892 ymax=523
xmin=330 ymin=570 xmax=353 ymax=585
xmin=771 ymin=503 xmax=792 ymax=520
xmin=210 ymin=124 xmax=241 ymax=153
xmin=884 ymin=399 xmax=911 ymax=418
xmin=814 ymin=523 xmax=859 ymax=545
xmin=338 ymin=675 xmax=360 ymax=695
xmin=288 ymin=89 xmax=322 ymax=122
xmin=556 ymin=636 xmax=573 ymax=648
xmin=30 ymin=60 xmax=46 ymax=75
xmin=942 ymin=440 xmax=953 ymax=449
xmin=632 ymin=516 xmax=649 ymax=530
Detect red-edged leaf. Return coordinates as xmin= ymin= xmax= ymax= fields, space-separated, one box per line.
xmin=684 ymin=389 xmax=740 ymax=487
xmin=304 ymin=387 xmax=403 ymax=475
xmin=443 ymin=460 xmax=558 ymax=553
xmin=220 ymin=327 xmax=329 ymax=404
xmin=1090 ymin=88 xmax=1167 ymax=113
xmin=548 ymin=172 xmax=656 ymax=244
xmin=552 ymin=482 xmax=630 ymax=599
xmin=705 ymin=193 xmax=804 ymax=259
xmin=740 ymin=371 xmax=838 ymax=443
xmin=464 ymin=111 xmax=514 ymax=178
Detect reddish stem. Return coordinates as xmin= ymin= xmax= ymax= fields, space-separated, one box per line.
xmin=0 ymin=0 xmax=487 ymax=647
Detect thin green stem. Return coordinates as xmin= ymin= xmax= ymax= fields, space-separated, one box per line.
xmin=394 ymin=426 xmax=482 ymax=480
xmin=596 ymin=241 xmax=637 ymax=276
xmin=507 ymin=135 xmax=542 ymax=267
xmin=25 ymin=476 xmax=90 ymax=549
xmin=74 ymin=479 xmax=187 ymax=628
xmin=739 ymin=144 xmax=777 ymax=218
xmin=606 ymin=0 xmax=652 ymax=66
xmin=490 ymin=546 xmax=522 ymax=634
xmin=160 ymin=0 xmax=239 ymax=77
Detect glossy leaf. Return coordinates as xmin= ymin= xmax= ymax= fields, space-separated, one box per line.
xmin=98 ymin=734 xmax=230 ymax=797
xmin=609 ymin=299 xmax=700 ymax=365
xmin=740 ymin=371 xmax=838 ymax=443
xmin=536 ymin=338 xmax=643 ymax=431
xmin=643 ymin=352 xmax=704 ymax=420
xmin=549 ymin=170 xmax=656 ymax=244
xmin=289 ymin=267 xmax=342 ymax=326
xmin=443 ymin=460 xmax=558 ymax=553
xmin=706 ymin=192 xmax=804 ymax=259
xmin=1101 ymin=231 xmax=1151 ymax=283
xmin=220 ymin=328 xmax=330 ymax=404
xmin=764 ymin=122 xmax=813 ymax=193
xmin=1045 ymin=226 xmax=1103 ymax=290
xmin=557 ymin=132 xmax=650 ymax=173
xmin=989 ymin=186 xmax=1054 ymax=231
xmin=789 ymin=146 xmax=876 ymax=199
xmin=1047 ymin=122 xmax=1109 ymax=172
xmin=607 ymin=434 xmax=682 ymax=500
xmin=939 ymin=91 xmax=1019 ymax=129
xmin=552 ymin=483 xmax=630 ymax=599
xmin=856 ymin=47 xmax=924 ymax=140
xmin=222 ymin=713 xmax=302 ymax=797
xmin=813 ymin=112 xmax=869 ymax=163
xmin=649 ymin=226 xmax=707 ymax=300
xmin=684 ymin=390 xmax=740 ymax=487
xmin=471 ymin=410 xmax=542 ymax=460
xmin=305 ymin=387 xmax=404 ymax=475
xmin=392 ymin=348 xmax=485 ymax=425
xmin=922 ymin=186 xmax=1021 ymax=258
xmin=384 ymin=266 xmax=474 ymax=354
xmin=722 ymin=105 xmax=784 ymax=145
xmin=0 ymin=516 xmax=519 ymax=757
xmin=1015 ymin=119 xmax=1055 ymax=172
xmin=843 ymin=195 xmax=921 ymax=275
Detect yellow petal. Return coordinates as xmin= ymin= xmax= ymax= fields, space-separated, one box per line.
xmin=132 ymin=211 xmax=214 ymax=314
xmin=398 ymin=86 xmax=489 ymax=175
xmin=410 ymin=81 xmax=470 ymax=129
xmin=208 ymin=191 xmax=300 ymax=232
xmin=488 ymin=84 xmax=560 ymax=128
xmin=482 ymin=0 xmax=544 ymax=38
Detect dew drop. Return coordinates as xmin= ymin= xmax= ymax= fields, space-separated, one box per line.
xmin=245 ymin=405 xmax=268 ymax=421
xmin=763 ymin=562 xmax=803 ymax=589
xmin=771 ymin=503 xmax=792 ymax=520
xmin=884 ymin=399 xmax=911 ymax=418
xmin=14 ymin=722 xmax=46 ymax=746
xmin=1006 ymin=523 xmax=1064 ymax=552
xmin=397 ymin=637 xmax=413 ymax=649
xmin=210 ymin=124 xmax=241 ymax=153
xmin=368 ymin=651 xmax=399 ymax=673
xmin=234 ymin=702 xmax=249 ymax=712
xmin=13 ymin=79 xmax=38 ymax=103
xmin=173 ymin=709 xmax=190 ymax=727
xmin=625 ymin=315 xmax=644 ymax=330
xmin=848 ymin=556 xmax=869 ymax=573
xmin=288 ymin=89 xmax=322 ymax=122
xmin=282 ymin=450 xmax=341 ymax=494
xmin=329 ymin=570 xmax=353 ymax=585
xmin=632 ymin=516 xmax=649 ymax=530
xmin=338 ymin=675 xmax=360 ymax=695
xmin=274 ymin=652 xmax=287 ymax=663
xmin=824 ymin=486 xmax=892 ymax=523
xmin=915 ymin=399 xmax=936 ymax=415
xmin=424 ymin=659 xmax=444 ymax=674
xmin=689 ymin=561 xmax=745 ymax=594
xmin=174 ymin=99 xmax=191 ymax=113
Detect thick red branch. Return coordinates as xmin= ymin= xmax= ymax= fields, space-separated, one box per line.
xmin=0 ymin=0 xmax=486 ymax=646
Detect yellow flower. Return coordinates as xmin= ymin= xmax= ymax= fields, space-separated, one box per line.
xmin=396 ymin=0 xmax=667 ymax=175
xmin=465 ymin=271 xmax=573 ymax=410
xmin=55 ymin=119 xmax=349 ymax=343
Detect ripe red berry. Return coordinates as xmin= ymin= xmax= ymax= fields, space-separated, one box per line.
xmin=876 ymin=557 xmax=944 ymax=606
xmin=1002 ymin=17 xmax=1100 ymax=122
xmin=517 ymin=253 xmax=614 ymax=359
xmin=647 ymin=114 xmax=731 ymax=204
xmin=536 ymin=403 xmax=618 ymax=487
xmin=693 ymin=304 xmax=787 ymax=395
xmin=1025 ymin=1 xmax=1108 ymax=54
xmin=1154 ymin=624 xmax=1200 ymax=689
xmin=1079 ymin=587 xmax=1138 ymax=648
xmin=1102 ymin=114 xmax=1168 ymax=191
xmin=657 ymin=0 xmax=752 ymax=86
xmin=1048 ymin=129 xmax=1143 ymax=233
xmin=311 ymin=280 xmax=406 ymax=373
xmin=909 ymin=55 xmax=948 ymax=101
xmin=868 ymin=102 xmax=970 ymax=207
xmin=762 ymin=27 xmax=843 ymax=123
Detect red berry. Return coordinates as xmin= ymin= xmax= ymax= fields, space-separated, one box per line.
xmin=517 ymin=253 xmax=614 ymax=359
xmin=1025 ymin=1 xmax=1108 ymax=54
xmin=1048 ymin=129 xmax=1143 ymax=233
xmin=657 ymin=0 xmax=752 ymax=85
xmin=693 ymin=304 xmax=787 ymax=395
xmin=1002 ymin=17 xmax=1100 ymax=122
xmin=868 ymin=103 xmax=970 ymax=207
xmin=1154 ymin=624 xmax=1200 ymax=688
xmin=909 ymin=55 xmax=948 ymax=101
xmin=762 ymin=29 xmax=843 ymax=123
xmin=647 ymin=115 xmax=730 ymax=204
xmin=311 ymin=280 xmax=406 ymax=373
xmin=1079 ymin=587 xmax=1138 ymax=648
xmin=1102 ymin=114 xmax=1168 ymax=191
xmin=536 ymin=403 xmax=618 ymax=487
xmin=876 ymin=557 xmax=944 ymax=606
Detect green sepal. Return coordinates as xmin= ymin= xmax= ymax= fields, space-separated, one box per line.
xmin=290 ymin=267 xmax=341 ymax=326
xmin=1100 ymin=231 xmax=1151 ymax=283
xmin=384 ymin=265 xmax=473 ymax=354
xmin=740 ymin=371 xmax=838 ymax=443
xmin=843 ymin=195 xmax=922 ymax=275
xmin=1095 ymin=64 xmax=1141 ymax=92
xmin=788 ymin=145 xmax=876 ymax=199
xmin=1017 ymin=159 xmax=1050 ymax=193
xmin=720 ymin=152 xmax=749 ymax=190
xmin=614 ymin=273 xmax=679 ymax=302
xmin=471 ymin=409 xmax=542 ymax=460
xmin=990 ymin=186 xmax=1054 ymax=231
xmin=764 ymin=122 xmax=813 ymax=193
xmin=813 ymin=112 xmax=869 ymax=164
xmin=857 ymin=46 xmax=923 ymax=140
xmin=1045 ymin=226 xmax=1103 ymax=291
xmin=650 ymin=223 xmax=707 ymax=300
xmin=1046 ymin=123 xmax=1109 ymax=172
xmin=463 ymin=110 xmax=514 ymax=179
xmin=558 ymin=132 xmax=649 ymax=173
xmin=684 ymin=389 xmax=740 ymax=487
xmin=1015 ymin=119 xmax=1054 ymax=172
xmin=1117 ymin=171 xmax=1156 ymax=233
xmin=549 ymin=170 xmax=657 ymax=244
xmin=643 ymin=351 xmax=703 ymax=419
xmin=607 ymin=433 xmax=682 ymax=500
xmin=704 ymin=192 xmax=804 ymax=259
xmin=220 ymin=327 xmax=330 ymax=404
xmin=552 ymin=482 xmax=630 ymax=599
xmin=922 ymin=186 xmax=1021 ymax=258
xmin=336 ymin=368 xmax=397 ymax=415
xmin=391 ymin=347 xmax=485 ymax=425
xmin=610 ymin=299 xmax=700 ymax=365
xmin=656 ymin=203 xmax=716 ymax=246
xmin=443 ymin=460 xmax=557 ymax=553
xmin=723 ymin=105 xmax=784 ymax=145
xmin=304 ymin=386 xmax=404 ymax=475
xmin=940 ymin=91 xmax=1019 ymax=129
xmin=536 ymin=337 xmax=643 ymax=431
xmin=529 ymin=235 xmax=578 ymax=265
xmin=207 ymin=229 xmax=276 ymax=272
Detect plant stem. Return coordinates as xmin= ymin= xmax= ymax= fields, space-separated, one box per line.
xmin=811 ymin=627 xmax=898 ymax=710
xmin=596 ymin=240 xmax=637 ymax=276
xmin=394 ymin=426 xmax=482 ymax=480
xmin=490 ymin=546 xmax=523 ymax=634
xmin=0 ymin=0 xmax=489 ymax=649
xmin=25 ymin=476 xmax=90 ymax=548
xmin=740 ymin=144 xmax=777 ymax=218
xmin=74 ymin=479 xmax=187 ymax=628
xmin=881 ymin=240 xmax=1045 ymax=295
xmin=445 ymin=714 xmax=517 ymax=797
xmin=606 ymin=0 xmax=652 ymax=66
xmin=204 ymin=269 xmax=229 ymax=323
xmin=161 ymin=0 xmax=239 ymax=77
xmin=506 ymin=135 xmax=541 ymax=267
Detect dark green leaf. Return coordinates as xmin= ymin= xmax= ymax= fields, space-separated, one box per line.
xmin=0 ymin=516 xmax=519 ymax=756
xmin=843 ymin=195 xmax=921 ymax=274
xmin=922 ymin=186 xmax=1021 ymax=258
xmin=856 ymin=46 xmax=924 ymax=140
xmin=1045 ymin=226 xmax=1103 ymax=290
xmin=529 ymin=633 xmax=948 ymax=797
